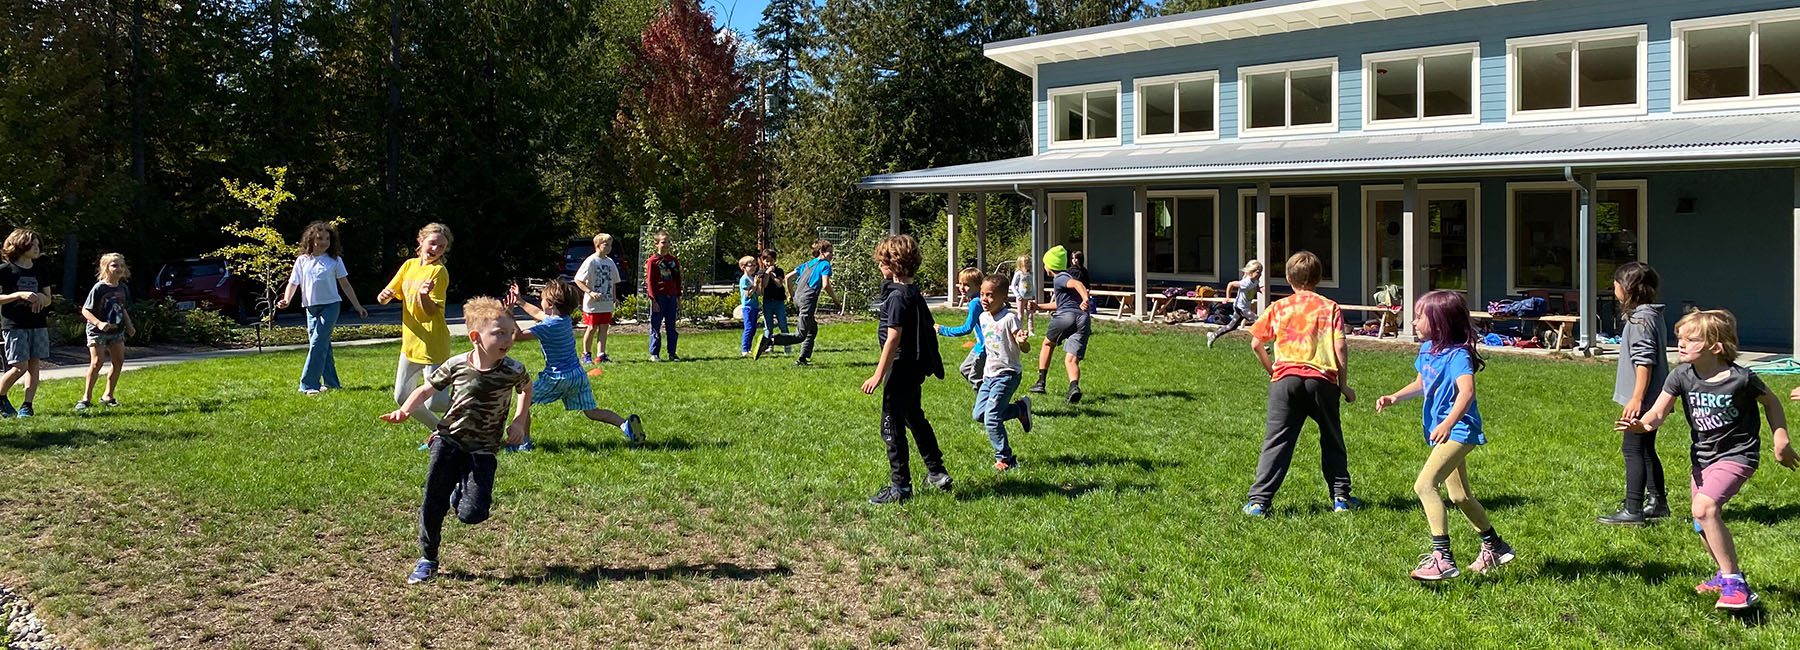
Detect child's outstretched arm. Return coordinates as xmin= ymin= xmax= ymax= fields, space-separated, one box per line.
xmin=381 ymin=383 xmax=442 ymax=423
xmin=938 ymin=303 xmax=978 ymax=337
xmin=1375 ymin=374 xmax=1425 ymax=412
xmin=861 ymin=327 xmax=902 ymax=394
xmin=1617 ymin=392 xmax=1678 ymax=433
xmin=1757 ymin=391 xmax=1796 ymax=469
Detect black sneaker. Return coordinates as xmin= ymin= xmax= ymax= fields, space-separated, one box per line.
xmin=1597 ymin=504 xmax=1647 ymax=526
xmin=1066 ymin=381 xmax=1083 ymax=404
xmin=794 ymin=358 xmax=812 ymax=367
xmin=927 ymin=472 xmax=954 ymax=491
xmin=753 ymin=336 xmax=771 ymax=360
xmin=1028 ymin=381 xmax=1047 ymax=394
xmin=1016 ymin=398 xmax=1032 ymax=433
xmin=868 ymin=485 xmax=912 ymax=504
xmin=0 ymin=395 xmax=13 ymax=418
xmin=1643 ymin=495 xmax=1671 ymax=519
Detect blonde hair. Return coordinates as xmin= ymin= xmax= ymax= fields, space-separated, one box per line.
xmin=957 ymin=267 xmax=984 ymax=288
xmin=594 ymin=233 xmax=613 ymax=251
xmin=462 ymin=296 xmax=510 ymax=330
xmin=874 ymin=234 xmax=922 ymax=276
xmin=738 ymin=255 xmax=757 ymax=269
xmin=96 ymin=253 xmax=131 ymax=282
xmin=417 ymin=223 xmax=453 ymax=257
xmin=3 ymin=228 xmax=41 ymax=262
xmin=1242 ymin=259 xmax=1263 ymax=275
xmin=1676 ymin=309 xmax=1740 ymax=363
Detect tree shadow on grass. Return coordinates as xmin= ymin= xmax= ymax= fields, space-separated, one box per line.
xmin=953 ymin=478 xmax=1156 ymax=501
xmin=1733 ymin=502 xmax=1800 ymax=526
xmin=1536 ymin=557 xmax=1683 ymax=586
xmin=465 ymin=562 xmax=791 ymax=588
xmin=531 ymin=436 xmax=728 ymax=454
xmin=1032 ymin=453 xmax=1183 ymax=473
xmin=0 ymin=427 xmax=200 ymax=452
xmin=1362 ymin=492 xmax=1531 ymax=514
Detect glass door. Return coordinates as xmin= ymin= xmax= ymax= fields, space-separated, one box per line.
xmin=1366 ymin=188 xmax=1478 ymax=302
xmin=1048 ymin=196 xmax=1086 ymax=255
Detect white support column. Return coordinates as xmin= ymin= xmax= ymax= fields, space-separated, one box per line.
xmin=975 ymin=193 xmax=988 ymax=273
xmin=1401 ymin=178 xmax=1421 ymax=339
xmin=888 ymin=191 xmax=901 ymax=235
xmin=1255 ymin=182 xmax=1272 ymax=313
xmin=947 ymin=192 xmax=960 ymax=305
xmin=1792 ymin=169 xmax=1799 ymax=359
xmin=1133 ymin=185 xmax=1149 ymax=319
xmin=1032 ymin=189 xmax=1046 ymax=305
xmin=1578 ymin=172 xmax=1598 ymax=355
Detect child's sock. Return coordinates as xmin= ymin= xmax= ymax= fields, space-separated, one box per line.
xmin=1724 ymin=573 xmax=1745 ymax=581
xmin=1431 ymin=535 xmax=1453 ymax=560
xmin=1478 ymin=527 xmax=1504 ymax=547
xmin=1036 ymin=369 xmax=1048 ymax=385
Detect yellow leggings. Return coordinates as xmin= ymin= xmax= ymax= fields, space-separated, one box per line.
xmin=1414 ymin=440 xmax=1492 ymax=537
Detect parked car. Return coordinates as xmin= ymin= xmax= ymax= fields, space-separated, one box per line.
xmin=149 ymin=258 xmax=255 ymax=321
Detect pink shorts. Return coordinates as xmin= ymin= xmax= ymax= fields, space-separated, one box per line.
xmin=1690 ymin=460 xmax=1755 ymax=506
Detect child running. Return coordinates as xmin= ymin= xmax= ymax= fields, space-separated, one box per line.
xmin=1599 ymin=262 xmax=1672 ymax=525
xmin=1008 ymin=255 xmax=1033 ymax=336
xmin=77 ymin=253 xmax=137 ymax=411
xmin=645 ymin=230 xmax=682 ymax=362
xmin=382 ymin=296 xmax=532 ymax=585
xmin=936 ymin=267 xmax=987 ymax=387
xmin=506 ymin=279 xmax=644 ymax=451
xmin=759 ymin=249 xmax=792 ymax=355
xmin=737 ymin=255 xmax=764 ymax=357
xmin=277 ymin=221 xmax=369 ymax=395
xmin=1242 ymin=250 xmax=1360 ymax=516
xmin=1375 ymin=290 xmax=1515 ymax=581
xmin=1028 ymin=246 xmax=1091 ymax=404
xmin=756 ymin=239 xmax=839 ymax=366
xmin=0 ymin=228 xmax=52 ymax=418
xmin=861 ymin=234 xmax=950 ymax=504
xmin=1618 ymin=309 xmax=1796 ymax=610
xmin=379 ymin=223 xmax=454 ymax=429
xmin=1207 ymin=260 xmax=1264 ymax=348
xmin=572 ymin=233 xmax=620 ymax=365
xmin=971 ymin=276 xmax=1033 ymax=471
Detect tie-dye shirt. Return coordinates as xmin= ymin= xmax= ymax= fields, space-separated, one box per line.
xmin=1249 ymin=290 xmax=1345 ymax=383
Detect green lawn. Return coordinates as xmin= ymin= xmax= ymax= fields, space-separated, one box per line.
xmin=3 ymin=317 xmax=1799 ymax=648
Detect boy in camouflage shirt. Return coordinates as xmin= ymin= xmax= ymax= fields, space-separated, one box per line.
xmin=382 ymin=296 xmax=533 ymax=584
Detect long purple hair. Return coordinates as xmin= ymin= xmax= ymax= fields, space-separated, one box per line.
xmin=1416 ymin=290 xmax=1485 ymax=372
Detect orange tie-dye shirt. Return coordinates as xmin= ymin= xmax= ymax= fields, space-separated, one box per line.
xmin=1249 ymin=290 xmax=1345 ymax=383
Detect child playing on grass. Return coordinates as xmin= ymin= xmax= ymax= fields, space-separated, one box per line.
xmin=77 ymin=253 xmax=137 ymax=412
xmin=1009 ymin=254 xmax=1032 ymax=337
xmin=1618 ymin=309 xmax=1796 ymax=610
xmin=756 ymin=239 xmax=839 ymax=366
xmin=646 ymin=230 xmax=682 ymax=362
xmin=505 ymin=279 xmax=644 ymax=452
xmin=572 ymin=233 xmax=620 ymax=365
xmin=382 ymin=296 xmax=532 ymax=585
xmin=861 ymin=234 xmax=950 ymax=504
xmin=972 ymin=276 xmax=1033 ymax=471
xmin=937 ymin=267 xmax=987 ymax=388
xmin=276 ymin=221 xmax=369 ymax=395
xmin=378 ymin=223 xmax=454 ymax=429
xmin=737 ymin=255 xmax=764 ymax=357
xmin=1375 ymin=290 xmax=1515 ymax=581
xmin=1207 ymin=260 xmax=1263 ymax=348
xmin=1242 ymin=250 xmax=1360 ymax=517
xmin=1028 ymin=246 xmax=1091 ymax=404
xmin=1599 ymin=262 xmax=1672 ymax=526
xmin=759 ymin=249 xmax=792 ymax=355
xmin=0 ymin=228 xmax=52 ymax=419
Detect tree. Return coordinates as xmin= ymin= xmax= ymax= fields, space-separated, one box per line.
xmin=1154 ymin=0 xmax=1261 ymax=16
xmin=208 ymin=166 xmax=303 ymax=326
xmin=753 ymin=0 xmax=811 ymax=140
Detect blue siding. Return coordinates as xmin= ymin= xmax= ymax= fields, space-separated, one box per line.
xmin=1478 ymin=41 xmax=1507 ymax=123
xmin=1339 ymin=64 xmax=1362 ymax=132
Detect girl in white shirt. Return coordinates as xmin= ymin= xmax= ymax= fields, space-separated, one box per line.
xmin=278 ymin=221 xmax=367 ymax=394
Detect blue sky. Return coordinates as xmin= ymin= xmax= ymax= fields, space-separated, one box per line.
xmin=706 ymin=0 xmax=771 ymax=38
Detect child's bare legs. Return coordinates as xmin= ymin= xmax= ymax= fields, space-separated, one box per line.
xmin=1694 ymin=493 xmax=1738 ymax=575
xmin=595 ymin=323 xmax=611 ymax=358
xmin=582 ymin=408 xmax=626 ymax=428
xmin=103 ymin=341 xmax=125 ymax=400
xmin=21 ymin=359 xmax=38 ymax=404
xmin=582 ymin=324 xmax=599 ymax=359
xmin=1016 ymin=298 xmax=1032 ymax=335
xmin=82 ymin=346 xmax=105 ymax=402
xmin=0 ymin=364 xmax=24 ymax=400
xmin=1036 ymin=339 xmax=1055 ymax=376
xmin=1063 ymin=353 xmax=1080 ymax=383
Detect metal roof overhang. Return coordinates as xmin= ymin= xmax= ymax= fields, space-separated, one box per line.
xmin=856 ymin=112 xmax=1800 ymax=192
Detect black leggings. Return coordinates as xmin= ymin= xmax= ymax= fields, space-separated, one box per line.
xmin=1621 ymin=429 xmax=1665 ymax=504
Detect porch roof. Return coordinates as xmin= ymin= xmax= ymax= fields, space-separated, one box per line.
xmin=856 ymin=111 xmax=1800 ymax=192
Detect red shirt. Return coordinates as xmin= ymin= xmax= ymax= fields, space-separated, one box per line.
xmin=646 ymin=254 xmax=681 ymax=298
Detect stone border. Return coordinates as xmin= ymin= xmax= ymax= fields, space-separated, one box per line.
xmin=0 ymin=585 xmax=63 ymax=650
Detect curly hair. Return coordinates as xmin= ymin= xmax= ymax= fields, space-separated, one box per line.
xmin=298 ymin=221 xmax=342 ymax=259
xmin=2 ymin=228 xmax=41 ymax=262
xmin=874 ymin=234 xmax=922 ymax=277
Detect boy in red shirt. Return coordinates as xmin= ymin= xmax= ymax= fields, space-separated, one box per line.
xmin=645 ymin=230 xmax=682 ymax=362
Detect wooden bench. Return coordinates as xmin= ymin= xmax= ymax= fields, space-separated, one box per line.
xmin=1342 ymin=304 xmax=1402 ymax=337
xmin=1471 ymin=311 xmax=1580 ymax=350
xmin=1041 ymin=287 xmax=1136 ymax=318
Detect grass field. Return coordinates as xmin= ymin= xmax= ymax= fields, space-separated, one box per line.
xmin=3 ymin=316 xmax=1800 ymax=649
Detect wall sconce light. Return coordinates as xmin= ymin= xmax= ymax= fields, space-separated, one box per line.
xmin=1100 ymin=204 xmax=1115 ymax=216
xmin=1675 ymin=197 xmax=1697 ymax=215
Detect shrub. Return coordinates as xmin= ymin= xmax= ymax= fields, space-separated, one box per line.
xmin=46 ymin=295 xmax=83 ymax=346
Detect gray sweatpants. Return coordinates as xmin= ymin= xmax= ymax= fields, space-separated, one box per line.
xmin=958 ymin=347 xmax=985 ymax=388
xmin=768 ymin=296 xmax=820 ymax=360
xmin=1246 ymin=375 xmax=1353 ymax=505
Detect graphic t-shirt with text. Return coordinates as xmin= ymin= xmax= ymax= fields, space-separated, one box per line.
xmin=1663 ymin=363 xmax=1771 ymax=469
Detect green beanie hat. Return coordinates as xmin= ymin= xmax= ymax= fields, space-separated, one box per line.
xmin=1043 ymin=246 xmax=1069 ymax=272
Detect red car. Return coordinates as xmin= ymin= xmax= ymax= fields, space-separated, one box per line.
xmin=149 ymin=258 xmax=256 ymax=321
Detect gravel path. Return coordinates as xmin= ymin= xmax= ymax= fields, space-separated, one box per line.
xmin=0 ymin=585 xmax=63 ymax=650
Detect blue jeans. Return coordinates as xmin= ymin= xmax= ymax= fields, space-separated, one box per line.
xmin=648 ymin=295 xmax=680 ymax=358
xmin=761 ymin=301 xmax=791 ymax=351
xmin=972 ymin=372 xmax=1024 ymax=463
xmin=740 ymin=305 xmax=761 ymax=353
xmin=300 ymin=301 xmax=341 ymax=391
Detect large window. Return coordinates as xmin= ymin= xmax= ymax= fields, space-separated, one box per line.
xmin=1136 ymin=72 xmax=1218 ymax=141
xmin=1365 ymin=44 xmax=1478 ymax=128
xmin=1239 ymin=190 xmax=1337 ymax=285
xmin=1508 ymin=27 xmax=1646 ymax=120
xmin=1240 ymin=59 xmax=1337 ymax=135
xmin=1147 ymin=192 xmax=1218 ymax=279
xmin=1049 ymin=84 xmax=1120 ymax=147
xmin=1675 ymin=9 xmax=1800 ymax=110
xmin=1507 ymin=182 xmax=1645 ymax=292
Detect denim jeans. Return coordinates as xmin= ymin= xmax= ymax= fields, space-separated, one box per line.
xmin=761 ymin=301 xmax=791 ymax=352
xmin=648 ymin=295 xmax=680 ymax=358
xmin=300 ymin=301 xmax=341 ymax=391
xmin=740 ymin=304 xmax=761 ymax=353
xmin=972 ymin=372 xmax=1024 ymax=463
xmin=418 ymin=435 xmax=496 ymax=563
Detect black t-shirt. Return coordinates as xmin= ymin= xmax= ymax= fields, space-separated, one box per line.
xmin=1663 ymin=363 xmax=1771 ymax=469
xmin=0 ymin=262 xmax=47 ymax=330
xmin=763 ymin=265 xmax=787 ymax=303
xmin=877 ymin=280 xmax=943 ymax=379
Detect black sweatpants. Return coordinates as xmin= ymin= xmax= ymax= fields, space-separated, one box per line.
xmin=1247 ymin=376 xmax=1353 ymax=505
xmin=881 ymin=367 xmax=945 ymax=489
xmin=418 ymin=435 xmax=497 ymax=563
xmin=768 ymin=297 xmax=820 ymax=360
xmin=1622 ymin=429 xmax=1666 ymax=505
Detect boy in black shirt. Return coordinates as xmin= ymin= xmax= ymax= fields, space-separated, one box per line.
xmin=861 ymin=235 xmax=949 ymax=504
xmin=0 ymin=229 xmax=53 ymax=418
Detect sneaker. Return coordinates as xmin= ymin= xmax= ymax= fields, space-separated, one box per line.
xmin=994 ymin=459 xmax=1018 ymax=472
xmin=1206 ymin=332 xmax=1218 ymax=348
xmin=0 ymin=395 xmax=14 ymax=418
xmin=1066 ymin=382 xmax=1083 ymax=404
xmin=868 ymin=484 xmax=912 ymax=505
xmin=598 ymin=353 xmax=612 ymax=363
xmin=1410 ymin=550 xmax=1460 ymax=581
xmin=1331 ymin=495 xmax=1363 ymax=513
xmin=1643 ymin=495 xmax=1670 ymax=519
xmin=740 ymin=351 xmax=749 ymax=358
xmin=1241 ymin=501 xmax=1268 ymax=517
xmin=753 ymin=336 xmax=771 ymax=360
xmin=1016 ymin=398 xmax=1033 ymax=433
xmin=418 ymin=442 xmax=432 ymax=451
xmin=649 ymin=355 xmax=662 ymax=363
xmin=1696 ymin=572 xmax=1727 ymax=594
xmin=623 ymin=414 xmax=645 ymax=444
xmin=927 ymin=472 xmax=954 ymax=492
xmin=504 ymin=444 xmax=521 ymax=453
xmin=300 ymin=388 xmax=322 ymax=396
xmin=516 ymin=441 xmax=534 ymax=452
xmin=582 ymin=354 xmax=593 ymax=365
xmin=1028 ymin=381 xmax=1046 ymax=394
xmin=1597 ymin=504 xmax=1647 ymax=526
xmin=406 ymin=559 xmax=437 ymax=585
xmin=100 ymin=396 xmax=120 ymax=407
xmin=668 ymin=355 xmax=682 ymax=362
xmin=1716 ymin=577 xmax=1760 ymax=610
xmin=1468 ymin=541 xmax=1515 ymax=574
xmin=75 ymin=400 xmax=91 ymax=412
xmin=794 ymin=358 xmax=812 ymax=367
xmin=16 ymin=402 xmax=32 ymax=418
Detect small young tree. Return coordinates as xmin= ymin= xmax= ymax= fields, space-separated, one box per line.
xmin=206 ymin=166 xmax=315 ymax=332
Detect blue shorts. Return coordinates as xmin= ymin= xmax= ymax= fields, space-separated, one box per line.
xmin=531 ymin=372 xmax=597 ymax=412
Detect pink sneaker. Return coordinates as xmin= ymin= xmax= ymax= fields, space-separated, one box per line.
xmin=1468 ymin=542 xmax=1515 ymax=574
xmin=1695 ymin=572 xmax=1726 ymax=594
xmin=1410 ymin=550 xmax=1460 ymax=582
xmin=1716 ymin=577 xmax=1760 ymax=610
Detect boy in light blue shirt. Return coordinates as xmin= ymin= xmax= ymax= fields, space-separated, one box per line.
xmin=508 ymin=278 xmax=644 ymax=450
xmin=936 ymin=267 xmax=987 ymax=388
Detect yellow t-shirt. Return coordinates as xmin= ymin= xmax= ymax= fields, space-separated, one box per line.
xmin=385 ymin=258 xmax=451 ymax=364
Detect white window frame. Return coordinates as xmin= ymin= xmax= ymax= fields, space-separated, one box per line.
xmin=1505 ymin=25 xmax=1648 ymax=122
xmin=1145 ymin=189 xmax=1221 ymax=282
xmin=1133 ymin=72 xmax=1221 ymax=143
xmin=1234 ymin=186 xmax=1341 ymax=289
xmin=1046 ymin=82 xmax=1123 ymax=149
xmin=1361 ymin=43 xmax=1482 ymax=131
xmin=1237 ymin=57 xmax=1340 ymax=137
xmin=1672 ymin=8 xmax=1800 ymax=112
xmin=1047 ymin=192 xmax=1090 ymax=256
xmin=1504 ymin=180 xmax=1649 ymax=295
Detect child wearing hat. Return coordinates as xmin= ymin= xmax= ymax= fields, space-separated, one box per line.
xmin=1029 ymin=245 xmax=1092 ymax=404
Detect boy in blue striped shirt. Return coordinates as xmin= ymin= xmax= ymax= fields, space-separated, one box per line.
xmin=508 ymin=278 xmax=645 ymax=450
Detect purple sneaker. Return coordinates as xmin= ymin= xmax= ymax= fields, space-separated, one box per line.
xmin=1410 ymin=550 xmax=1459 ymax=582
xmin=1695 ymin=572 xmax=1726 ymax=594
xmin=1716 ymin=577 xmax=1760 ymax=610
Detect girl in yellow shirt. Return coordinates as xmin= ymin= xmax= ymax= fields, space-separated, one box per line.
xmin=378 ymin=223 xmax=453 ymax=428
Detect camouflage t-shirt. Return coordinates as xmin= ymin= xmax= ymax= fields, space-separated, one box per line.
xmin=427 ymin=352 xmax=530 ymax=453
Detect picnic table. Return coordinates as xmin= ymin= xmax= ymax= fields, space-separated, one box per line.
xmin=1041 ymin=286 xmax=1136 ymax=318
xmin=1471 ymin=311 xmax=1580 ymax=350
